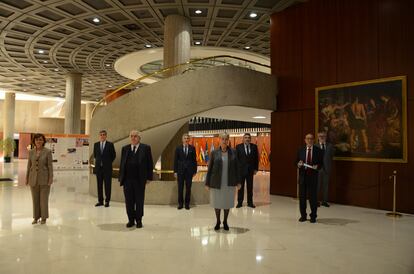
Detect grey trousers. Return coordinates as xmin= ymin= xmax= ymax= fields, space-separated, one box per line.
xmin=317 ymin=170 xmax=330 ymax=203
xmin=30 ymin=185 xmax=51 ymax=220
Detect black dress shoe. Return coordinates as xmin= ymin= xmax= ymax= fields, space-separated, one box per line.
xmin=136 ymin=222 xmax=143 ymax=228
xmin=236 ymin=204 xmax=242 ymax=208
xmin=185 ymin=205 xmax=190 ymax=210
xmin=247 ymin=204 xmax=256 ymax=208
xmin=299 ymin=216 xmax=307 ymax=222
xmin=214 ymin=222 xmax=221 ymax=230
xmin=322 ymin=202 xmax=330 ymax=207
xmin=223 ymin=222 xmax=229 ymax=231
xmin=177 ymin=205 xmax=183 ymax=210
xmin=104 ymin=202 xmax=109 ymax=207
xmin=310 ymin=218 xmax=317 ymax=223
xmin=95 ymin=202 xmax=104 ymax=207
xmin=126 ymin=222 xmax=135 ymax=228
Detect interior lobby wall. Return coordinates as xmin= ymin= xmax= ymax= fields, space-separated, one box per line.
xmin=270 ymin=0 xmax=414 ymax=214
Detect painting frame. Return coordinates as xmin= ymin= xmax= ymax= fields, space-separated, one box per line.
xmin=315 ymin=76 xmax=407 ymax=163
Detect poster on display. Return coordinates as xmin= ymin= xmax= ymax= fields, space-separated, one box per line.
xmin=45 ymin=134 xmax=89 ymax=170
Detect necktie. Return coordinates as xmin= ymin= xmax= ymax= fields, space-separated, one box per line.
xmin=133 ymin=146 xmax=136 ymax=153
xmin=100 ymin=142 xmax=104 ymax=154
xmin=306 ymin=147 xmax=312 ymax=164
xmin=322 ymin=144 xmax=325 ymax=150
xmin=306 ymin=147 xmax=312 ymax=175
xmin=185 ymin=146 xmax=188 ymax=156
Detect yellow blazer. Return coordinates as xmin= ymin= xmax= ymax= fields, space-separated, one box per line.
xmin=26 ymin=148 xmax=53 ymax=186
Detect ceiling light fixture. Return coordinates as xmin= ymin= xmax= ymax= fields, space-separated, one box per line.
xmin=43 ymin=60 xmax=48 ymax=63
xmin=145 ymin=44 xmax=152 ymax=48
xmin=195 ymin=41 xmax=201 ymax=45
xmin=253 ymin=116 xmax=266 ymax=119
xmin=93 ymin=17 xmax=100 ymax=23
xmin=38 ymin=49 xmax=44 ymax=54
xmin=105 ymin=64 xmax=110 ymax=67
xmin=195 ymin=9 xmax=202 ymax=14
xmin=54 ymin=68 xmax=59 ymax=72
xmin=244 ymin=46 xmax=251 ymax=50
xmin=249 ymin=12 xmax=258 ymax=18
xmin=22 ymin=78 xmax=26 ymax=81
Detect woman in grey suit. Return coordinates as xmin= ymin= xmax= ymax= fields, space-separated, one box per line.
xmin=25 ymin=133 xmax=53 ymax=224
xmin=205 ymin=133 xmax=241 ymax=231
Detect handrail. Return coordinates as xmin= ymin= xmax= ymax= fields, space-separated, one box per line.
xmin=91 ymin=55 xmax=270 ymax=117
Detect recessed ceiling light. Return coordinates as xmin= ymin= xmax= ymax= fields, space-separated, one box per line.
xmin=145 ymin=44 xmax=152 ymax=48
xmin=54 ymin=68 xmax=59 ymax=71
xmin=105 ymin=64 xmax=110 ymax=67
xmin=108 ymin=85 xmax=112 ymax=88
xmin=93 ymin=17 xmax=100 ymax=23
xmin=249 ymin=12 xmax=258 ymax=18
xmin=38 ymin=49 xmax=44 ymax=54
xmin=59 ymin=93 xmax=64 ymax=97
xmin=51 ymin=86 xmax=55 ymax=88
xmin=23 ymin=89 xmax=26 ymax=92
xmin=22 ymin=78 xmax=26 ymax=81
xmin=244 ymin=46 xmax=251 ymax=50
xmin=43 ymin=60 xmax=48 ymax=63
xmin=88 ymin=81 xmax=92 ymax=83
xmin=195 ymin=9 xmax=202 ymax=14
xmin=195 ymin=41 xmax=201 ymax=45
xmin=253 ymin=116 xmax=266 ymax=119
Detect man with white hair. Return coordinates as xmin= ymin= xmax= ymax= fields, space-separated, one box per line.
xmin=119 ymin=130 xmax=154 ymax=229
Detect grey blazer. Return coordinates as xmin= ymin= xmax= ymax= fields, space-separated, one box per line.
xmin=205 ymin=148 xmax=240 ymax=189
xmin=317 ymin=142 xmax=335 ymax=173
xmin=26 ymin=148 xmax=53 ymax=186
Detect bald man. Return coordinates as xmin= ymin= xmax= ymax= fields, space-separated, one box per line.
xmin=296 ymin=133 xmax=323 ymax=223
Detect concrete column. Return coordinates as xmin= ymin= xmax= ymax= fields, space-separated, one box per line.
xmin=64 ymin=73 xmax=82 ymax=134
xmin=85 ymin=103 xmax=94 ymax=135
xmin=3 ymin=92 xmax=15 ymax=141
xmin=163 ymin=15 xmax=191 ymax=76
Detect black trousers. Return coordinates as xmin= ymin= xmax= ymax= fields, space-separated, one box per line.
xmin=96 ymin=167 xmax=112 ymax=203
xmin=238 ymin=171 xmax=254 ymax=205
xmin=177 ymin=171 xmax=193 ymax=206
xmin=123 ymin=180 xmax=146 ymax=223
xmin=299 ymin=174 xmax=318 ymax=219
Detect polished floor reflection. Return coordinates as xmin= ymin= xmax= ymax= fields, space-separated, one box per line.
xmin=1 ymin=161 xmax=413 ymax=274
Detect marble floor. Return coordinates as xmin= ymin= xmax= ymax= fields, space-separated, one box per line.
xmin=0 ymin=160 xmax=413 ymax=274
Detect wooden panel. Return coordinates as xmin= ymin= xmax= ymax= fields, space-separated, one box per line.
xmin=378 ymin=0 xmax=414 ymax=100
xmin=333 ymin=161 xmax=380 ymax=208
xmin=302 ymin=0 xmax=337 ymax=108
xmin=336 ymin=0 xmax=379 ymax=82
xmin=270 ymin=111 xmax=302 ymax=196
xmin=270 ymin=6 xmax=303 ymax=111
xmin=18 ymin=133 xmax=31 ymax=159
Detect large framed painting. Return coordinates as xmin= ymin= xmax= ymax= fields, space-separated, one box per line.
xmin=315 ymin=76 xmax=407 ymax=163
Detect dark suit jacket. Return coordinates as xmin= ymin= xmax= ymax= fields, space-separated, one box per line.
xmin=118 ymin=143 xmax=154 ymax=186
xmin=93 ymin=141 xmax=116 ymax=175
xmin=205 ymin=148 xmax=240 ymax=189
xmin=236 ymin=143 xmax=259 ymax=176
xmin=316 ymin=142 xmax=334 ymax=173
xmin=173 ymin=144 xmax=197 ymax=175
xmin=296 ymin=145 xmax=323 ymax=184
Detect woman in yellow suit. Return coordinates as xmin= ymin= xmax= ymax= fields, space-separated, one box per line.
xmin=26 ymin=133 xmax=53 ymax=224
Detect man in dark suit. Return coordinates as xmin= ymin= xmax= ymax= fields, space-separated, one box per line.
xmin=93 ymin=130 xmax=116 ymax=207
xmin=317 ymin=131 xmax=335 ymax=207
xmin=119 ymin=130 xmax=153 ymax=228
xmin=236 ymin=133 xmax=259 ymax=208
xmin=174 ymin=133 xmax=197 ymax=210
xmin=296 ymin=133 xmax=323 ymax=223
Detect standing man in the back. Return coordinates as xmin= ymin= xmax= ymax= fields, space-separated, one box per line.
xmin=93 ymin=130 xmax=116 ymax=207
xmin=236 ymin=133 xmax=259 ymax=208
xmin=317 ymin=131 xmax=334 ymax=207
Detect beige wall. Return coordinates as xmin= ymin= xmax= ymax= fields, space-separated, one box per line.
xmin=0 ymin=100 xmax=86 ymax=134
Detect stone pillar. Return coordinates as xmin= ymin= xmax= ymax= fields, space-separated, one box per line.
xmin=2 ymin=92 xmax=16 ymax=159
xmin=163 ymin=15 xmax=191 ymax=76
xmin=64 ymin=73 xmax=82 ymax=134
xmin=85 ymin=103 xmax=94 ymax=135
xmin=161 ymin=122 xmax=189 ymax=181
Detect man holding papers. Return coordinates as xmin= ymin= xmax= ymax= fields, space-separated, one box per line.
xmin=296 ymin=133 xmax=323 ymax=223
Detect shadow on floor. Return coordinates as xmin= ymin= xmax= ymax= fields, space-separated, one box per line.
xmin=211 ymin=226 xmax=250 ymax=234
xmin=317 ymin=218 xmax=359 ymax=226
